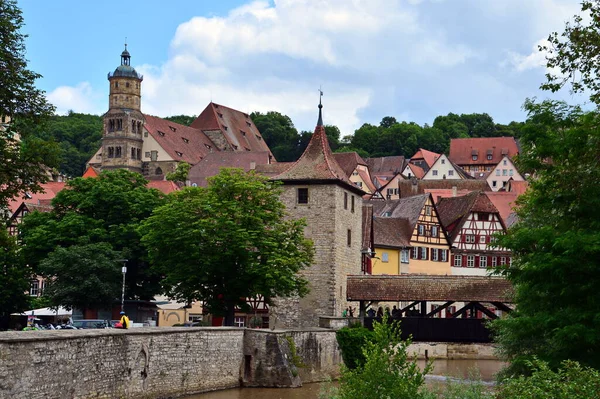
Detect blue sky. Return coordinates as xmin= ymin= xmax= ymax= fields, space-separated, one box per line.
xmin=19 ymin=0 xmax=584 ymax=136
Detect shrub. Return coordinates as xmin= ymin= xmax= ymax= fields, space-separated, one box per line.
xmin=336 ymin=324 xmax=373 ymax=369
xmin=497 ymin=359 xmax=600 ymax=399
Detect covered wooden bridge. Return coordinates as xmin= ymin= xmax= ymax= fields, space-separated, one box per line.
xmin=346 ymin=275 xmax=514 ymax=342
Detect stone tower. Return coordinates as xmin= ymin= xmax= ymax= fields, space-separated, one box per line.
xmin=101 ymin=44 xmax=145 ymax=172
xmin=272 ymin=97 xmax=365 ymax=328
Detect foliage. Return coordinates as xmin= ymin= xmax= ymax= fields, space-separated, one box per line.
xmin=166 ymin=161 xmax=190 ymax=183
xmin=164 ymin=114 xmax=197 ymax=127
xmin=497 ymin=359 xmax=600 ymax=399
xmin=0 ymin=229 xmax=31 ymax=330
xmin=541 ymin=0 xmax=600 ymax=104
xmin=336 ymin=324 xmax=374 ymax=369
xmin=20 ymin=170 xmax=166 ymax=303
xmin=39 ymin=243 xmax=122 ymax=311
xmin=139 ymin=168 xmax=313 ymax=326
xmin=425 ymin=370 xmax=495 ymax=399
xmin=0 ymin=0 xmax=60 ymax=215
xmin=30 ymin=112 xmax=102 ymax=177
xmin=251 ymin=111 xmax=301 ymax=161
xmin=332 ymin=315 xmax=432 ymax=399
xmin=491 ymin=99 xmax=600 ymax=373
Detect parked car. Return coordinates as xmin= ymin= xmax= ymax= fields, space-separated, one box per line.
xmin=71 ymin=319 xmax=111 ymax=329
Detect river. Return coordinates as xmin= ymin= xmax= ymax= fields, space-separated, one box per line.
xmin=186 ymin=359 xmax=505 ymax=399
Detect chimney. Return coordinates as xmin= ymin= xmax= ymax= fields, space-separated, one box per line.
xmin=452 ymin=186 xmax=457 ymax=197
xmin=250 ymin=161 xmax=256 ymax=170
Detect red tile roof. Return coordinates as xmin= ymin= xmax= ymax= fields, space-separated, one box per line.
xmin=366 ymin=156 xmax=406 ymax=174
xmin=410 ymin=148 xmax=441 ymax=168
xmin=188 ymin=151 xmax=273 ymax=187
xmin=190 ymin=102 xmax=273 ymax=156
xmin=449 ymin=137 xmax=519 ymax=166
xmin=7 ymin=182 xmax=67 ymax=216
xmin=362 ymin=205 xmax=374 ymax=251
xmin=143 ymin=114 xmax=215 ymax=165
xmin=346 ymin=275 xmax=514 ymax=302
xmin=147 ymin=180 xmax=180 ymax=194
xmin=404 ymin=163 xmax=426 ymax=179
xmin=426 ymin=189 xmax=474 ymax=202
xmin=333 ymin=152 xmax=367 ymax=177
xmin=371 ymin=194 xmax=429 ymax=228
xmin=274 ymin=124 xmax=364 ymax=194
xmin=373 ymin=217 xmax=412 ymax=248
xmin=436 ymin=191 xmax=501 ymax=242
xmin=398 ymin=179 xmax=490 ymax=198
xmin=356 ymin=168 xmax=377 ymax=193
xmin=254 ymin=162 xmax=294 ymax=177
xmin=485 ymin=191 xmax=520 ymax=226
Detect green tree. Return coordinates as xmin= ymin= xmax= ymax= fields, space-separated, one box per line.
xmin=166 ymin=161 xmax=190 ymax=183
xmin=139 ymin=168 xmax=313 ymax=326
xmin=492 ymin=100 xmax=600 ymax=374
xmin=0 ymin=0 xmax=59 ymax=215
xmin=332 ymin=316 xmax=432 ymax=399
xmin=39 ymin=243 xmax=122 ymax=312
xmin=250 ymin=111 xmax=300 ymax=161
xmin=20 ymin=170 xmax=166 ymax=303
xmin=541 ymin=0 xmax=600 ymax=104
xmin=164 ymin=114 xmax=196 ymax=127
xmin=0 ymin=229 xmax=31 ymax=330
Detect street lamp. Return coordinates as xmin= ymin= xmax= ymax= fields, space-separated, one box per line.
xmin=118 ymin=259 xmax=128 ymax=312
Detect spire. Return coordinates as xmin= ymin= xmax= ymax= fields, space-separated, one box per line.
xmin=121 ymin=41 xmax=131 ymax=66
xmin=317 ymin=88 xmax=324 ymax=126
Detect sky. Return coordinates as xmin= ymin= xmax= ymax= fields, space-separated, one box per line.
xmin=19 ymin=0 xmax=585 ymax=136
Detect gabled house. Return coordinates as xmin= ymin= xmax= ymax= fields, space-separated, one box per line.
xmin=333 ymin=152 xmax=377 ymax=194
xmin=486 ymin=156 xmax=525 ymax=191
xmin=422 ymin=154 xmax=472 ymax=180
xmin=371 ymin=193 xmax=451 ymax=275
xmin=402 ymin=163 xmax=426 ymax=179
xmin=398 ymin=179 xmax=490 ymax=199
xmin=408 ymin=148 xmax=441 ymax=172
xmin=366 ymin=156 xmax=406 ymax=176
xmin=188 ymin=151 xmax=273 ymax=187
xmin=436 ymin=191 xmax=511 ymax=276
xmin=372 ymin=173 xmax=405 ymax=201
xmin=449 ymin=137 xmax=520 ymax=178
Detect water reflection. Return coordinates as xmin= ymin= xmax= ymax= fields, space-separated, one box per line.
xmin=187 ymin=359 xmax=505 ymax=399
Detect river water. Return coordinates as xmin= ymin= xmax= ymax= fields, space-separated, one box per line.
xmin=186 ymin=359 xmax=505 ymax=399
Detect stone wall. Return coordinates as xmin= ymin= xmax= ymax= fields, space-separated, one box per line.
xmin=273 ymin=184 xmax=362 ymax=328
xmin=0 ymin=327 xmax=342 ymax=399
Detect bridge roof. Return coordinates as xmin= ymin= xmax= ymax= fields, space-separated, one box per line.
xmin=347 ymin=275 xmax=513 ymax=303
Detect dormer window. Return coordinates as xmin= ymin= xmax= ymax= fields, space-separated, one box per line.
xmin=232 ymin=144 xmax=238 ymax=150
xmin=204 ymin=144 xmax=212 ymax=150
xmin=218 ymin=113 xmax=223 ymax=118
xmin=222 ymin=125 xmax=228 ymax=131
xmin=182 ymin=137 xmax=189 ymax=143
xmin=256 ymin=135 xmax=262 ymax=141
xmin=158 ymin=131 xmax=165 ymax=137
xmin=169 ymin=126 xmax=177 ymax=132
xmin=246 ymin=121 xmax=252 ymax=127
xmin=472 ymin=155 xmax=478 ymax=161
xmin=245 ymin=147 xmax=251 ymax=151
xmin=175 ymin=151 xmax=183 ymax=157
xmin=240 ymin=130 xmax=246 ymax=136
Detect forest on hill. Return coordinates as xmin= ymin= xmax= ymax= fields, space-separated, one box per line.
xmin=32 ymin=111 xmax=523 ymax=176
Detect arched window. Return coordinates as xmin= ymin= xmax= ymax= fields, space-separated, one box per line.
xmin=155 ymin=167 xmax=163 ymax=175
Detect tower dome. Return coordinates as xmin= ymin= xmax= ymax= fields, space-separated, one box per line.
xmin=110 ymin=44 xmax=143 ymax=80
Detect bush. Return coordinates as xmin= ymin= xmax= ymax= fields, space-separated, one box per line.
xmin=497 ymin=359 xmax=600 ymax=399
xmin=336 ymin=324 xmax=373 ymax=369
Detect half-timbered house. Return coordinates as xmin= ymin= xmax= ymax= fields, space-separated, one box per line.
xmin=436 ymin=191 xmax=511 ymax=276
xmin=371 ymin=193 xmax=451 ymax=275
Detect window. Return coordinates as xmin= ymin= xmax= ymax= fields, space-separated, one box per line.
xmin=500 ymin=257 xmax=507 ymax=265
xmin=491 ymin=256 xmax=497 ymax=267
xmin=411 ymin=247 xmax=418 ymax=259
xmin=441 ymin=159 xmax=445 ymax=164
xmin=344 ymin=192 xmax=348 ymax=209
xmin=204 ymin=144 xmax=212 ymax=150
xmin=467 ymin=255 xmax=475 ymax=268
xmin=351 ymin=195 xmax=355 ymax=213
xmin=480 ymin=235 xmax=486 ymax=243
xmin=432 ymin=170 xmax=438 ymax=176
xmin=431 ymin=248 xmax=438 ymax=261
xmin=115 ymin=146 xmax=122 ymax=158
xmin=222 ymin=125 xmax=228 ymax=131
xmin=150 ymin=151 xmax=158 ymax=161
xmin=297 ymin=188 xmax=309 ymax=204
xmin=431 ymin=226 xmax=438 ymax=237
xmin=448 ymin=170 xmax=454 ymax=176
xmin=401 ymin=250 xmax=409 ymax=263
xmin=175 ymin=151 xmax=183 ymax=157
xmin=246 ymin=121 xmax=252 ymax=127
xmin=503 ymin=159 xmax=507 ymax=165
xmin=347 ymin=229 xmax=352 ymax=247
xmin=418 ymin=224 xmax=425 ymax=235
xmin=420 ymin=247 xmax=427 ymax=260
xmin=509 ymin=169 xmax=514 ymax=176
xmin=425 ymin=206 xmax=432 ymax=216
xmin=382 ymin=252 xmax=389 ymax=262
xmin=355 ymin=181 xmax=363 ymax=188
xmin=466 ymin=235 xmax=475 ymax=243
xmin=234 ymin=317 xmax=245 ymax=327
xmin=182 ymin=137 xmax=189 ymax=143
xmin=480 ymin=256 xmax=488 ymax=268
xmin=487 ymin=154 xmax=492 ymax=160
xmin=382 ymin=211 xmax=392 ymax=217
xmin=454 ymin=255 xmax=462 ymax=267
xmin=30 ymin=280 xmax=39 ymax=296
xmin=155 ymin=167 xmax=163 ymax=175
xmin=115 ymin=82 xmax=119 ymax=88
xmin=503 ymin=169 xmax=508 ymax=176
xmin=492 ymin=180 xmax=497 ymax=188
xmin=472 ymin=155 xmax=478 ymax=161
xmin=108 ymin=147 xmax=114 ymax=158
xmin=158 ymin=130 xmax=165 ymax=137
xmin=496 ymin=169 xmax=500 ymax=176
xmin=441 ymin=249 xmax=448 ymax=262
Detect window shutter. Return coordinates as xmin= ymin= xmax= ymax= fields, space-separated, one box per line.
xmin=475 ymin=234 xmax=480 ymax=243
xmin=451 ymin=254 xmax=455 ymax=266
xmin=461 ymin=234 xmax=466 ymax=243
xmin=425 ymin=248 xmax=429 ymax=260
xmin=475 ymin=256 xmax=480 ymax=268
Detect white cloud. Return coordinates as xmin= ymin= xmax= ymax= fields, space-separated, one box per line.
xmin=46 ymin=82 xmax=104 ymax=115
xmin=507 ymin=39 xmax=550 ymax=72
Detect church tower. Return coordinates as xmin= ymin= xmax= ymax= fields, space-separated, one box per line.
xmin=272 ymin=95 xmax=365 ymax=328
xmin=101 ymin=44 xmax=144 ymax=172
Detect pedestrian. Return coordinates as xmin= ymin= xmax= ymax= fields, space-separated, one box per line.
xmin=342 ymin=308 xmax=348 ymax=318
xmin=366 ymin=308 xmax=375 ymax=318
xmin=392 ymin=305 xmax=399 ymax=318
xmin=376 ymin=307 xmax=383 ymax=318
xmin=117 ymin=311 xmax=130 ymax=329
